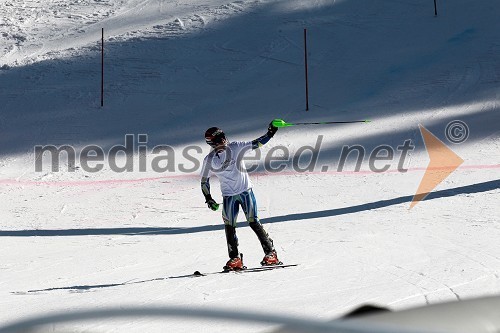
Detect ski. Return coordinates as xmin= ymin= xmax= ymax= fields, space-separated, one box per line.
xmin=235 ymin=264 xmax=298 ymax=273
xmin=192 ymin=264 xmax=298 ymax=277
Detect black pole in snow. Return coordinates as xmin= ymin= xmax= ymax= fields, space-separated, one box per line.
xmin=304 ymin=28 xmax=309 ymax=111
xmin=101 ymin=28 xmax=104 ymax=107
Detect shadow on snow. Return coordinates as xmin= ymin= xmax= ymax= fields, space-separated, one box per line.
xmin=2 ymin=179 xmax=498 ymax=237
xmin=0 ymin=0 xmax=499 ymax=158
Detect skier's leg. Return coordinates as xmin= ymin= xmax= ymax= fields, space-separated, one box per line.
xmin=224 ymin=224 xmax=239 ymax=259
xmin=249 ymin=221 xmax=275 ymax=254
xmin=241 ymin=189 xmax=275 ymax=254
xmin=222 ymin=195 xmax=240 ymax=258
xmin=222 ymin=195 xmax=245 ymax=270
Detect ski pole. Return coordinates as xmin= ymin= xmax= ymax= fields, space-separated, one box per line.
xmin=272 ymin=118 xmax=371 ymax=128
xmin=209 ymin=202 xmax=220 ymax=211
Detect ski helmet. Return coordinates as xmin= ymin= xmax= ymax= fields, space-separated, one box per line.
xmin=204 ymin=127 xmax=227 ymax=148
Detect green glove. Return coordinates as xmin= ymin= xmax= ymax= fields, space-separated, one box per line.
xmin=205 ymin=195 xmax=220 ymax=211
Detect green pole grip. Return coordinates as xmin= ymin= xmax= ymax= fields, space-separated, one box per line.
xmin=272 ymin=119 xmax=294 ymax=128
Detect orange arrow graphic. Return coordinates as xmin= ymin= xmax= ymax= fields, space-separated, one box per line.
xmin=410 ymin=125 xmax=464 ymax=209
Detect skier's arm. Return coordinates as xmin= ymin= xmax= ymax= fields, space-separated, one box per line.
xmin=201 ymin=177 xmax=219 ymax=211
xmin=201 ymin=177 xmax=211 ymax=200
xmin=201 ymin=156 xmax=219 ymax=211
xmin=251 ymin=122 xmax=278 ymax=150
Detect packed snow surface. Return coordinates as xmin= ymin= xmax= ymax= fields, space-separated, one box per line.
xmin=0 ymin=0 xmax=499 ymax=332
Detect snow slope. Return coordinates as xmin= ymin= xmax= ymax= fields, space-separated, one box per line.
xmin=0 ymin=0 xmax=499 ymax=331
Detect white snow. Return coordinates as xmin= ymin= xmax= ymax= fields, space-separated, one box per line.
xmin=0 ymin=0 xmax=499 ymax=332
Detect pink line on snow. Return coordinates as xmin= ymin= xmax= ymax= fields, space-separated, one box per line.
xmin=0 ymin=164 xmax=498 ymax=187
xmin=0 ymin=174 xmax=199 ymax=187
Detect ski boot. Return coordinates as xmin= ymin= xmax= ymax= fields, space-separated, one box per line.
xmin=260 ymin=250 xmax=282 ymax=266
xmin=223 ymin=255 xmax=245 ymax=271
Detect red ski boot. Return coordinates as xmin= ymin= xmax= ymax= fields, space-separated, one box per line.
xmin=224 ymin=256 xmax=244 ymax=271
xmin=260 ymin=251 xmax=282 ymax=266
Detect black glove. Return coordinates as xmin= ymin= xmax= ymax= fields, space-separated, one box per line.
xmin=205 ymin=195 xmax=219 ymax=211
xmin=267 ymin=121 xmax=278 ymax=138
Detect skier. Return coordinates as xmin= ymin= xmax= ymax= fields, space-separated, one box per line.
xmin=201 ymin=122 xmax=280 ymax=271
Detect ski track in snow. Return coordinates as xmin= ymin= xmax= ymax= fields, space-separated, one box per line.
xmin=0 ymin=0 xmax=267 ymax=67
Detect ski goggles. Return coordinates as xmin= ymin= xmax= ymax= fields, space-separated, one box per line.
xmin=205 ymin=131 xmax=226 ymax=148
